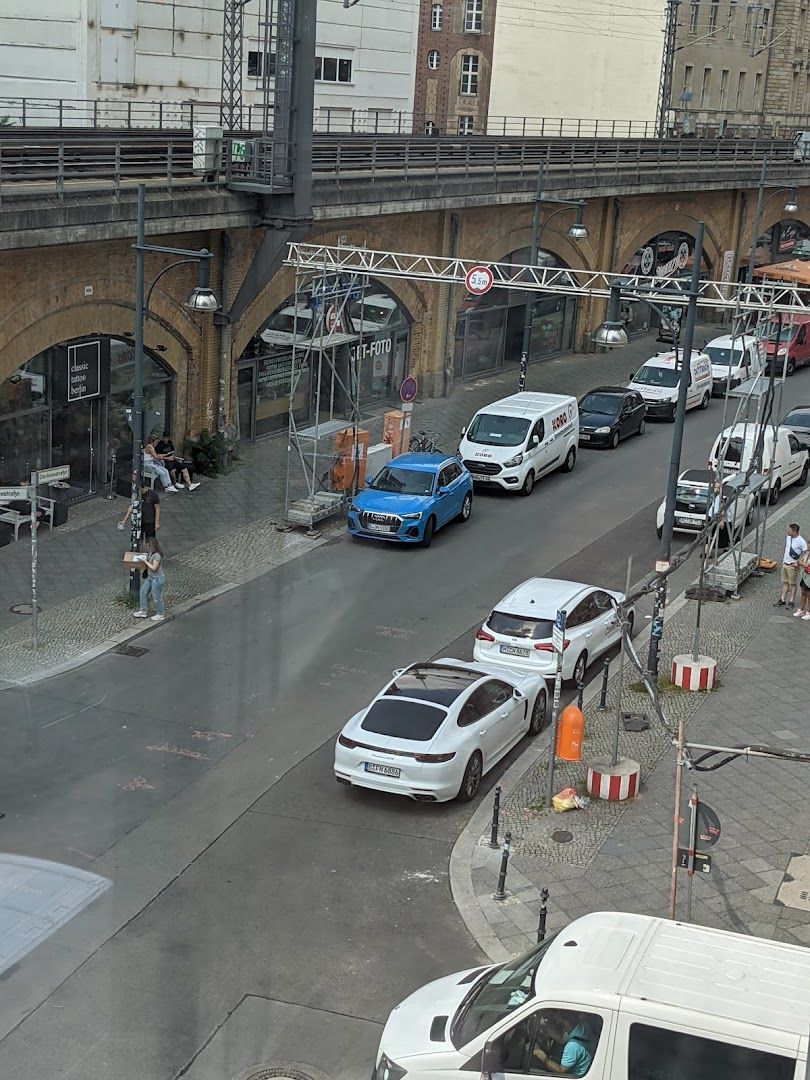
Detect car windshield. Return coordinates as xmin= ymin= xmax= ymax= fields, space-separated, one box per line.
xmin=360 ymin=699 xmax=446 ymax=741
xmin=369 ymin=466 xmax=434 ymax=496
xmin=676 ymin=483 xmax=710 ymax=508
xmin=633 ymin=365 xmax=679 ymax=387
xmin=705 ymin=346 xmax=744 ymax=367
xmin=450 ymin=935 xmax=557 ymax=1049
xmin=263 ymin=311 xmax=311 ymax=335
xmin=580 ymin=393 xmax=621 ymax=416
xmin=785 ymin=410 xmax=810 ymax=428
xmin=466 ymin=413 xmax=531 ymax=447
xmin=766 ymin=323 xmax=795 ymax=343
xmin=488 ymin=611 xmax=555 ymax=641
xmin=349 ymin=300 xmax=393 ymax=324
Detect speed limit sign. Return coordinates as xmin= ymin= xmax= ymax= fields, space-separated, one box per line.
xmin=465 ymin=265 xmax=494 ymax=295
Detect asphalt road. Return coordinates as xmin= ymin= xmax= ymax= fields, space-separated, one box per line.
xmin=1 ymin=376 xmax=809 ymax=1079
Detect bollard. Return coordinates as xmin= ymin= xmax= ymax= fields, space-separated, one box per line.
xmin=493 ymin=830 xmax=512 ymax=900
xmin=536 ymin=887 xmax=549 ymax=942
xmin=576 ymin=681 xmax=585 ymax=711
xmin=596 ymin=657 xmax=610 ymax=710
xmin=489 ymin=784 xmax=502 ymax=849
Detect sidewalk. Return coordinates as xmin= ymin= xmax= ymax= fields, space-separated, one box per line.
xmin=450 ymin=488 xmax=810 ymax=959
xmin=0 ymin=324 xmax=717 ymax=685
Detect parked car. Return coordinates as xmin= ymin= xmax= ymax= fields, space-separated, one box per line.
xmin=764 ymin=315 xmax=810 ymax=376
xmin=656 ymin=468 xmax=754 ymax=541
xmin=627 ymin=350 xmax=712 ymax=420
xmin=578 ymin=386 xmax=646 ymax=448
xmin=709 ymin=423 xmax=809 ymax=504
xmin=347 ymin=452 xmax=472 ymax=547
xmin=781 ymin=405 xmax=810 ymax=449
xmin=703 ymin=334 xmax=765 ymax=396
xmin=333 ymin=658 xmax=548 ymax=803
xmin=473 ymin=577 xmax=634 ymax=686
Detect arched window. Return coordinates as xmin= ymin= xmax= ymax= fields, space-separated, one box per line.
xmin=424 ymin=121 xmax=437 ymax=135
xmin=427 ymin=50 xmax=440 ymax=70
xmin=431 ymin=3 xmax=442 ymax=29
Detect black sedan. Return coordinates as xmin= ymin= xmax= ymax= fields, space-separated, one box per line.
xmin=782 ymin=405 xmax=810 ymax=450
xmin=578 ymin=387 xmax=647 ymax=449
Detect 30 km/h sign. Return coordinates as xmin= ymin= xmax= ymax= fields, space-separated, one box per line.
xmin=465 ymin=265 xmax=494 ymax=295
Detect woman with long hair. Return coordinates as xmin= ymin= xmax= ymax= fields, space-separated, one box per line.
xmin=133 ymin=537 xmax=167 ymax=622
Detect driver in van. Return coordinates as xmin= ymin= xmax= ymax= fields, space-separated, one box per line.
xmin=531 ymin=1011 xmax=597 ymax=1077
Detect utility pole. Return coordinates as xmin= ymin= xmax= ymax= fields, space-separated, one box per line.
xmin=519 ymin=163 xmax=545 ymax=394
xmin=656 ymin=0 xmax=681 ymax=139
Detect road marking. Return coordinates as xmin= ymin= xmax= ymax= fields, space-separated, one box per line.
xmin=191 ymin=730 xmax=234 ymax=742
xmin=376 ymin=625 xmax=415 ymax=639
xmin=41 ymin=693 xmax=108 ymax=728
xmin=121 ymin=776 xmax=156 ymax=791
xmin=146 ymin=743 xmax=209 ymax=760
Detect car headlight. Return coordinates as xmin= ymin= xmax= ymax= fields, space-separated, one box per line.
xmin=594 ymin=426 xmax=611 ymax=434
xmin=503 ymin=452 xmax=524 ymax=468
xmin=375 ymin=1053 xmax=407 ymax=1080
xmin=777 ymin=348 xmax=788 ymax=357
xmin=401 ymin=511 xmax=422 ymax=520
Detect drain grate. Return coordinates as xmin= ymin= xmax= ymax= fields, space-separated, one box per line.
xmin=10 ymin=604 xmax=41 ymax=615
xmin=115 ymin=644 xmax=149 ymax=657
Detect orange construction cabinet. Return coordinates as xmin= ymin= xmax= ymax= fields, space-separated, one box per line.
xmin=555 ymin=704 xmax=585 ymax=762
xmin=383 ymin=409 xmax=411 ymax=457
xmin=331 ymin=428 xmax=369 ymax=491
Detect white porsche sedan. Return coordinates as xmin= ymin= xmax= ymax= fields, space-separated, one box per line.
xmin=334 ymin=659 xmax=548 ymax=803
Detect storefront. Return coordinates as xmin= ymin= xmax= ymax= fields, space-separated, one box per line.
xmin=453 ymin=247 xmax=577 ymax=380
xmin=742 ymin=218 xmax=810 ymax=280
xmin=621 ymin=232 xmax=712 ymax=338
xmin=0 ymin=336 xmax=173 ymax=501
xmin=236 ymin=282 xmax=411 ymax=440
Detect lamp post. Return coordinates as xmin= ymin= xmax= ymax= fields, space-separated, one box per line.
xmin=746 ymin=155 xmax=798 ymax=284
xmin=129 ymin=183 xmax=219 ymax=599
xmin=518 ymin=162 xmax=588 ymax=392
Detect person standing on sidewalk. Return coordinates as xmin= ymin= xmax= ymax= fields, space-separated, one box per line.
xmin=777 ymin=523 xmax=807 ymax=608
xmin=119 ymin=480 xmax=160 ymax=541
xmin=793 ymin=549 xmax=810 ymax=621
xmin=133 ymin=538 xmax=167 ymax=622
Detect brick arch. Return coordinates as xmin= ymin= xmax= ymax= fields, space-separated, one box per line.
xmin=617 ymin=213 xmax=723 ymax=275
xmin=463 ymin=214 xmax=598 ymax=273
xmin=752 ymin=209 xmax=810 ymax=237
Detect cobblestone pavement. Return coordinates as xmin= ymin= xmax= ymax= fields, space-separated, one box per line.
xmin=0 ymin=324 xmax=718 ymax=683
xmin=451 ymin=489 xmax=810 ymax=958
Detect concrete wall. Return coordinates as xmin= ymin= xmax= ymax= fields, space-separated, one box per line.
xmin=487 ymin=0 xmax=664 ymax=123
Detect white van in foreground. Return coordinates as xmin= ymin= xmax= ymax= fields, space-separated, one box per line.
xmin=627 ymin=350 xmax=712 ymax=420
xmin=374 ymin=911 xmax=810 ymax=1080
xmin=459 ymin=392 xmax=579 ymax=496
xmin=709 ymin=422 xmax=809 ymax=504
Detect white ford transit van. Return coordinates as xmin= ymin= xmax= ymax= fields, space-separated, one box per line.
xmin=459 ymin=392 xmax=579 ymax=496
xmin=627 ymin=350 xmax=712 ymax=420
xmin=374 ymin=911 xmax=810 ymax=1080
xmin=704 ymin=333 xmax=766 ymax=395
xmin=709 ymin=422 xmax=809 ymax=504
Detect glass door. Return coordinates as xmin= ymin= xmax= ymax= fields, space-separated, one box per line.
xmin=50 ymin=398 xmax=103 ymax=500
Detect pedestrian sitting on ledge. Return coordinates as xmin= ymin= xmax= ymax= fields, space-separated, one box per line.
xmin=153 ymin=431 xmax=200 ymax=491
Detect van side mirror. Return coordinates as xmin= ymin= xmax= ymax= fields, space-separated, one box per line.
xmin=532 ymin=435 xmax=540 ymax=446
xmin=461 ymin=426 xmax=467 ymax=437
xmin=629 ymin=371 xmax=636 ymax=380
xmin=481 ymin=1040 xmax=502 ymax=1079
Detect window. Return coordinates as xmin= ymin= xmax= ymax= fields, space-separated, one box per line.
xmin=628 ymin=1022 xmax=795 ymax=1080
xmin=464 ymin=0 xmax=483 ymax=32
xmin=759 ymin=4 xmax=770 ymax=48
xmin=689 ymin=1 xmax=700 ymax=33
xmin=736 ymin=70 xmax=746 ymax=109
xmin=744 ymin=3 xmax=754 ymax=40
xmin=719 ymin=68 xmax=729 ymax=108
xmin=315 ymin=55 xmax=352 ymax=82
xmin=424 ymin=120 xmax=436 ymax=135
xmin=726 ymin=0 xmax=736 ymax=36
xmin=460 ymin=53 xmax=479 ymax=95
xmin=708 ymin=0 xmax=719 ymax=32
xmin=700 ymin=66 xmax=712 ymax=107
xmin=754 ymin=70 xmax=763 ymax=109
xmin=247 ymin=50 xmax=276 ymax=78
xmin=458 ymin=115 xmax=474 ymax=134
xmin=531 ymin=418 xmax=545 ymax=443
xmin=800 ymin=4 xmax=808 ymax=46
xmin=682 ymin=65 xmax=694 ymax=95
xmin=431 ymin=2 xmax=442 ymax=28
xmin=486 ymin=1008 xmax=604 ymax=1075
xmin=427 ymin=49 xmax=440 ymax=69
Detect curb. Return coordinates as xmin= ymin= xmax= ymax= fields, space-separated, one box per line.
xmin=448 ymin=486 xmax=810 ymax=962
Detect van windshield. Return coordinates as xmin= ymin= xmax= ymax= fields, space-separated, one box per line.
xmin=633 ymin=365 xmax=679 ymax=387
xmin=705 ymin=346 xmax=744 ymax=367
xmin=766 ymin=323 xmax=795 ymax=343
xmin=450 ymin=935 xmax=557 ymax=1049
xmin=467 ymin=413 xmax=531 ymax=447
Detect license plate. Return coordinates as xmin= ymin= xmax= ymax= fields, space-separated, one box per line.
xmin=470 ymin=473 xmax=488 ymax=481
xmin=367 ymin=522 xmax=392 ymax=533
xmin=677 ymin=513 xmax=703 ymax=522
xmin=500 ymin=644 xmax=530 ymax=657
xmin=579 ymin=433 xmax=591 ymax=441
xmin=364 ymin=762 xmax=401 ymax=777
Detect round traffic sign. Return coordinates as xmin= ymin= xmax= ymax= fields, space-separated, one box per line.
xmin=465 ymin=265 xmax=494 ymax=296
xmin=400 ymin=375 xmax=418 ymax=403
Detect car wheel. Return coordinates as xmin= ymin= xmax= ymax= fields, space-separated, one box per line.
xmin=571 ymin=651 xmax=588 ymax=686
xmin=769 ymin=480 xmax=781 ymax=506
xmin=528 ymin=690 xmax=548 ymax=735
xmin=798 ymin=463 xmax=809 ymax=489
xmin=562 ymin=447 xmax=577 ymax=473
xmin=421 ymin=516 xmax=435 ymax=547
xmin=787 ymin=359 xmax=796 ymax=376
xmin=637 ymin=418 xmax=646 ymax=437
xmin=520 ymin=470 xmax=535 ymax=496
xmin=458 ymin=491 xmax=473 ymax=521
xmin=457 ymin=752 xmax=483 ymax=803
xmin=609 ymin=431 xmax=620 ymax=450
xmin=700 ymin=391 xmax=710 ymax=410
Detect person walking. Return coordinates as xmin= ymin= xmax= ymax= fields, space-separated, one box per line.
xmin=154 ymin=431 xmax=200 ymax=491
xmin=793 ymin=549 xmax=810 ymax=621
xmin=144 ymin=439 xmax=178 ymax=492
xmin=119 ymin=479 xmax=160 ymax=541
xmin=777 ymin=523 xmax=807 ymax=608
xmin=133 ymin=537 xmax=167 ymax=622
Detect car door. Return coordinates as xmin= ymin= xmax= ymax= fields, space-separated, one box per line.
xmin=478 ymin=1004 xmax=610 ymax=1079
xmin=796 ymin=323 xmax=809 ymax=366
xmin=785 ymin=432 xmax=807 ymax=485
xmin=443 ymin=460 xmax=467 ymax=519
xmin=462 ymin=680 xmax=522 ymax=766
xmin=620 ymin=394 xmax=638 ymax=439
xmin=435 ymin=465 xmax=456 ymax=527
xmin=591 ymin=589 xmax=621 ymax=653
xmin=562 ymin=596 xmax=593 ymax=678
xmin=458 ymin=684 xmax=505 ymax=768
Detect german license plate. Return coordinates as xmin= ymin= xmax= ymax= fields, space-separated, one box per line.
xmin=470 ymin=473 xmax=488 ymax=481
xmin=579 ymin=433 xmax=591 ymax=441
xmin=367 ymin=523 xmax=391 ymax=533
xmin=500 ymin=644 xmax=530 ymax=657
xmin=364 ymin=762 xmax=400 ymax=777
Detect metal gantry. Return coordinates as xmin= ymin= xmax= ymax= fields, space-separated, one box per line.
xmin=221 ymin=0 xmax=248 ymax=129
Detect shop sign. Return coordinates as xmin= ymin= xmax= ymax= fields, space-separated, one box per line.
xmin=257 ymin=355 xmax=295 ymax=393
xmin=67 ymin=341 xmax=101 ymax=401
xmin=350 ymin=335 xmax=392 ymax=364
xmin=656 ymin=241 xmax=691 ymax=279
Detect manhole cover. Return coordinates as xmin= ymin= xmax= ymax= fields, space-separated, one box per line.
xmin=115 ymin=644 xmax=149 ymax=657
xmin=237 ymin=1067 xmax=325 ymax=1080
xmin=10 ymin=604 xmax=41 ymax=615
xmin=552 ymin=830 xmax=573 ymax=844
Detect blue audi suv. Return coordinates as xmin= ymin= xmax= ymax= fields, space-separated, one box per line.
xmin=347 ymin=452 xmax=473 ymax=547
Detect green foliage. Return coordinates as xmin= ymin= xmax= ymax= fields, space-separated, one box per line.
xmin=0 ymin=117 xmax=13 ymax=127
xmin=185 ymin=428 xmax=239 ymax=477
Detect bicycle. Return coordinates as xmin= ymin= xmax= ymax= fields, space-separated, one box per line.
xmin=409 ymin=429 xmax=443 ymax=453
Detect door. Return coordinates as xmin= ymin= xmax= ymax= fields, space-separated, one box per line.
xmin=785 ymin=433 xmax=807 ymax=485
xmin=436 ymin=463 xmax=462 ymax=525
xmin=480 ymin=1004 xmax=610 ymax=1078
xmin=618 ymin=396 xmax=635 ymax=439
xmin=460 ymin=681 xmax=520 ymax=766
xmin=237 ymin=364 xmax=256 ymax=442
xmin=527 ymin=417 xmax=546 ymax=471
xmin=591 ymin=589 xmax=621 ymax=652
xmin=563 ymin=595 xmax=597 ymax=678
xmin=49 ymin=398 xmax=103 ymax=499
xmin=795 ymin=323 xmax=810 ymax=366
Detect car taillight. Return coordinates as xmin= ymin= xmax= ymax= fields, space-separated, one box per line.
xmin=414 ymin=752 xmax=456 ymax=763
xmin=338 ymin=734 xmax=358 ymax=748
xmin=534 ymin=638 xmax=570 ymax=652
xmin=475 ymin=627 xmax=495 ymax=642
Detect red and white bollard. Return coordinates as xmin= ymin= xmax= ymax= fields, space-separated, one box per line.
xmin=586 ymin=756 xmax=641 ymax=801
xmin=671 ymin=653 xmax=718 ymax=691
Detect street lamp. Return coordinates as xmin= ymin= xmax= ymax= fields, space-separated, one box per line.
xmin=128 ymin=183 xmax=219 ymax=598
xmin=518 ymin=161 xmax=588 ymax=392
xmin=591 ymin=222 xmax=706 ymax=680
xmin=746 ymin=155 xmax=800 ymax=284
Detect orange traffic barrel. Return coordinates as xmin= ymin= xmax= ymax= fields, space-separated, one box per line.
xmin=556 ymin=704 xmax=585 ymax=761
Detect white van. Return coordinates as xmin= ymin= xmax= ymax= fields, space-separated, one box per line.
xmin=373 ymin=911 xmax=810 ymax=1080
xmin=459 ymin=392 xmax=579 ymax=496
xmin=627 ymin=350 xmax=712 ymax=420
xmin=709 ymin=422 xmax=809 ymax=504
xmin=704 ymin=333 xmax=766 ymax=395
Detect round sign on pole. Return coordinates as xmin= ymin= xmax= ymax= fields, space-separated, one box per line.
xmin=465 ymin=265 xmax=494 ymax=296
xmin=400 ymin=376 xmax=418 ymax=403
xmin=326 ymin=305 xmax=342 ymax=333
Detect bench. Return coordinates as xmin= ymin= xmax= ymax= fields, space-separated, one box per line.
xmin=0 ymin=497 xmax=56 ymax=542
